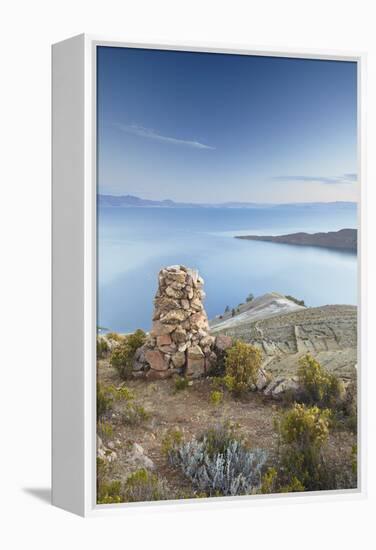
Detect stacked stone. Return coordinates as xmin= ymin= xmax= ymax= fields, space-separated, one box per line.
xmin=142 ymin=265 xmax=216 ymax=379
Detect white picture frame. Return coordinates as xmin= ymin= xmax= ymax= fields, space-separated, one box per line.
xmin=52 ymin=34 xmax=367 ymax=517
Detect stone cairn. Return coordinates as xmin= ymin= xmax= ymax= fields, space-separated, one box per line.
xmin=134 ymin=265 xmax=220 ymax=380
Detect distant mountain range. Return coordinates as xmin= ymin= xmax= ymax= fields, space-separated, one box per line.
xmin=98 ymin=194 xmax=356 ymax=209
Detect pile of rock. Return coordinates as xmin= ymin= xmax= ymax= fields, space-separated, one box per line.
xmin=137 ymin=265 xmax=219 ymax=379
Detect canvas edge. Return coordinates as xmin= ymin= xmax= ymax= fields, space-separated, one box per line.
xmin=52 ymin=33 xmax=86 ymax=516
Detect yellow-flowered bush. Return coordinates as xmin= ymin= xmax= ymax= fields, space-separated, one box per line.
xmin=224 ymin=340 xmax=261 ymax=396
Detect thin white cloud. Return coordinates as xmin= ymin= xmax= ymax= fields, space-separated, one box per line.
xmin=274 ymin=174 xmax=357 ymax=185
xmin=114 ymin=123 xmax=215 ymax=150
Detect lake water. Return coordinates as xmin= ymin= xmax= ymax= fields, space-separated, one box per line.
xmin=97 ymin=204 xmax=357 ymax=333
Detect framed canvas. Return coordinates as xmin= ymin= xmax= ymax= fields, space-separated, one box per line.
xmin=52 ymin=34 xmax=366 ymax=517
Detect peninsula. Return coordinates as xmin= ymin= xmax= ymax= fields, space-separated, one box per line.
xmin=235 ymin=228 xmax=357 ymax=251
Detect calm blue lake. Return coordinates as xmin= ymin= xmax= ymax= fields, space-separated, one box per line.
xmin=97 ymin=204 xmax=357 ymax=333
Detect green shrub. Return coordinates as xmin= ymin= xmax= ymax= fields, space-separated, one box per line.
xmin=278 ymin=403 xmax=331 ymax=447
xmin=96 ymin=381 xmax=150 ymax=425
xmin=279 ymin=477 xmax=305 ymax=493
xmin=260 ymin=467 xmax=278 ymax=494
xmin=224 ymin=341 xmax=261 ymax=396
xmin=276 ymin=403 xmax=331 ymax=490
xmin=198 ymin=422 xmax=244 ymax=458
xmin=161 ymin=428 xmax=184 ymax=456
xmin=174 ymin=376 xmax=189 ymax=392
xmin=298 ymin=354 xmax=344 ymax=408
xmin=97 ymin=383 xmax=114 ymax=418
xmin=210 ymin=390 xmax=223 ymax=406
xmin=97 ymin=337 xmax=109 ymax=359
xmin=121 ymin=403 xmax=149 ymax=425
xmin=97 ymin=420 xmax=113 ymax=442
xmin=110 ymin=329 xmax=146 ymax=379
xmin=106 ymin=332 xmax=123 ymax=342
xmin=97 ymin=480 xmax=122 ymax=504
xmin=123 ymin=469 xmax=171 ymax=502
xmin=341 ymin=381 xmax=358 ymax=432
xmin=96 ymin=457 xmax=122 ymax=504
xmin=246 ymin=293 xmax=254 ymax=302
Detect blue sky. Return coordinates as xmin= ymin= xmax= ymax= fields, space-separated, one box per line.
xmin=97 ymin=47 xmax=357 ymax=203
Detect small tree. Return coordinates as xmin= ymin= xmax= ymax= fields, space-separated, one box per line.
xmin=246 ymin=293 xmax=254 ymax=303
xmin=231 ymin=308 xmax=236 ymax=317
xmin=224 ymin=305 xmax=230 ymax=313
xmin=224 ymin=340 xmax=262 ymax=395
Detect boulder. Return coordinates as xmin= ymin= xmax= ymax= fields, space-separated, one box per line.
xmin=215 ymin=334 xmax=233 ymax=352
xmin=256 ymin=368 xmax=268 ymax=390
xmin=126 ymin=443 xmax=155 ymax=470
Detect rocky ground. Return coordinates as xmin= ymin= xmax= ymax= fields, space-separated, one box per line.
xmin=97 ymin=356 xmax=357 ymax=499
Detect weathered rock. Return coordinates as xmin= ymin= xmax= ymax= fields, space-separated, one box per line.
xmin=200 ymin=335 xmax=215 ymax=348
xmin=161 ymin=309 xmax=188 ymax=324
xmin=271 ymin=377 xmax=299 ymax=398
xmin=215 ymin=334 xmax=233 ymax=352
xmin=171 ymin=326 xmax=187 ymax=343
xmin=165 ymin=286 xmax=184 ymax=299
xmin=97 ymin=435 xmax=117 ymax=462
xmin=150 ymin=320 xmax=176 ymax=336
xmin=256 ymin=367 xmax=268 ymax=390
xmin=190 ymin=312 xmax=209 ymax=331
xmin=171 ymin=351 xmax=186 ymax=368
xmin=145 ymin=349 xmax=169 ymax=371
xmin=126 ymin=443 xmax=155 ymax=470
xmin=186 ymin=344 xmax=205 ymax=378
xmin=157 ymin=334 xmax=172 ymax=347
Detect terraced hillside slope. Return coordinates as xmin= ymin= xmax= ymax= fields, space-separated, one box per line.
xmin=211 ymin=299 xmax=357 ymax=382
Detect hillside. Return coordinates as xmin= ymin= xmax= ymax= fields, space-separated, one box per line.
xmin=210 ymin=292 xmax=305 ymax=331
xmin=211 ymin=302 xmax=357 ymax=385
xmin=235 ymin=228 xmax=357 ymax=251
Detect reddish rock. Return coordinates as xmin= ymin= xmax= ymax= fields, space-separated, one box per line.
xmin=150 ymin=321 xmax=175 ymax=337
xmin=157 ymin=334 xmax=172 ymax=347
xmin=145 ymin=349 xmax=169 ymax=371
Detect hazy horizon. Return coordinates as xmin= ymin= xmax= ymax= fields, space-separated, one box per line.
xmin=98 ymin=192 xmax=357 ymax=205
xmin=97 ymin=47 xmax=357 ymax=204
